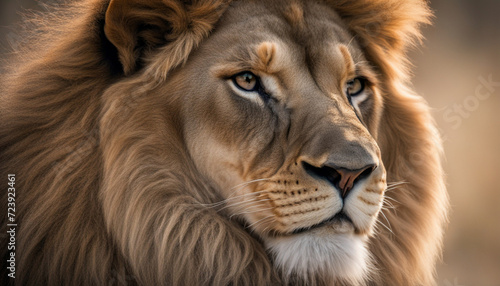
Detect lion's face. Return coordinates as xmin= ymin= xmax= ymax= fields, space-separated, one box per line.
xmin=2 ymin=0 xmax=447 ymax=284
xmin=170 ymin=0 xmax=386 ymax=280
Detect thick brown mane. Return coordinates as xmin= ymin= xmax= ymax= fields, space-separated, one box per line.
xmin=1 ymin=0 xmax=448 ymax=285
xmin=1 ymin=1 xmax=125 ymax=284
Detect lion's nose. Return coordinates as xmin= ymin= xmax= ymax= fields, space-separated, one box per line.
xmin=334 ymin=165 xmax=376 ymax=197
xmin=303 ymin=162 xmax=377 ymax=198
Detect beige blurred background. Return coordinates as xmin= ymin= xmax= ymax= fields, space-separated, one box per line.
xmin=410 ymin=1 xmax=500 ymax=285
xmin=1 ymin=1 xmax=499 ymax=285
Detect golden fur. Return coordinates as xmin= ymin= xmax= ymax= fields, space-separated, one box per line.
xmin=0 ymin=0 xmax=448 ymax=285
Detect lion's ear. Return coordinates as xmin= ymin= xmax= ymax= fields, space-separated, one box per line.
xmin=104 ymin=0 xmax=229 ymax=76
xmin=329 ymin=0 xmax=431 ymax=53
xmin=327 ymin=0 xmax=431 ymax=79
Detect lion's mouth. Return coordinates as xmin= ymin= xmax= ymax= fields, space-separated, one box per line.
xmin=290 ymin=212 xmax=354 ymax=235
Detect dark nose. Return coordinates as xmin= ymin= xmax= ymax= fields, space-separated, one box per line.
xmin=303 ymin=162 xmax=377 ymax=198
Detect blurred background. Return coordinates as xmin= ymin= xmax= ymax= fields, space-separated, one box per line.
xmin=1 ymin=1 xmax=499 ymax=285
xmin=411 ymin=1 xmax=500 ymax=285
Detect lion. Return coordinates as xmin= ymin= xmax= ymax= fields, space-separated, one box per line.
xmin=0 ymin=0 xmax=448 ymax=285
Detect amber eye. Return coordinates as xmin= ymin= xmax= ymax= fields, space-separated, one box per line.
xmin=233 ymin=72 xmax=258 ymax=91
xmin=346 ymin=77 xmax=365 ymax=97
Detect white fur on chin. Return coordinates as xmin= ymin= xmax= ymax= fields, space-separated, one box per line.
xmin=265 ymin=227 xmax=369 ymax=285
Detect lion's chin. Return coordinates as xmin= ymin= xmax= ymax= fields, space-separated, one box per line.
xmin=264 ymin=226 xmax=370 ymax=285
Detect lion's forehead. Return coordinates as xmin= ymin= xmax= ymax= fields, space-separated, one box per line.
xmin=209 ymin=0 xmax=360 ymax=78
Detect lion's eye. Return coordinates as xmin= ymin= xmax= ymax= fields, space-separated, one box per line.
xmin=233 ymin=72 xmax=258 ymax=91
xmin=346 ymin=77 xmax=365 ymax=97
xmin=228 ymin=71 xmax=271 ymax=104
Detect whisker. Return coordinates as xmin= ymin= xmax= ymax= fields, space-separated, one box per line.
xmin=217 ymin=198 xmax=260 ymax=211
xmin=225 ymin=201 xmax=263 ymax=213
xmin=224 ymin=178 xmax=271 ymax=199
xmin=346 ymin=36 xmax=356 ymax=49
xmin=235 ymin=203 xmax=272 ymax=212
xmin=246 ymin=215 xmax=274 ymax=230
xmin=382 ymin=200 xmax=398 ymax=215
xmin=225 ymin=189 xmax=271 ymax=201
xmin=384 ymin=195 xmax=401 ymax=204
xmin=386 ymin=181 xmax=408 ymax=188
xmin=219 ymin=198 xmax=272 ymax=212
xmin=249 ymin=218 xmax=275 ymax=232
xmin=197 ymin=178 xmax=272 ymax=209
xmin=385 ymin=184 xmax=409 ymax=193
xmin=386 ymin=185 xmax=404 ymax=191
xmin=377 ymin=220 xmax=394 ymax=235
xmin=381 ymin=205 xmax=394 ymax=212
xmin=199 ymin=190 xmax=271 ymax=208
xmin=229 ymin=178 xmax=271 ymax=192
xmin=382 ymin=200 xmax=396 ymax=209
xmin=261 ymin=225 xmax=272 ymax=234
xmin=229 ymin=207 xmax=274 ymax=219
xmin=379 ymin=210 xmax=393 ymax=230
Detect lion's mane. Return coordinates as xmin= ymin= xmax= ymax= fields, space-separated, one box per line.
xmin=0 ymin=0 xmax=448 ymax=285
